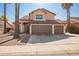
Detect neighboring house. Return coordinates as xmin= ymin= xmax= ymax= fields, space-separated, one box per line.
xmin=70 ymin=17 xmax=79 ymax=32
xmin=70 ymin=17 xmax=79 ymax=27
xmin=19 ymin=8 xmax=66 ymax=34
xmin=0 ymin=19 xmax=12 ymax=34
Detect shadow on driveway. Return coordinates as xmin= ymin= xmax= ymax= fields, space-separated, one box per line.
xmin=27 ymin=34 xmax=77 ymax=44
xmin=20 ymin=34 xmax=30 ymax=43
xmin=0 ymin=33 xmax=77 ymax=45
xmin=18 ymin=33 xmax=77 ymax=44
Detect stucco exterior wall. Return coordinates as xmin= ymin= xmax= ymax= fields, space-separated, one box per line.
xmin=30 ymin=9 xmax=55 ymax=21
xmin=46 ymin=12 xmax=55 ymax=20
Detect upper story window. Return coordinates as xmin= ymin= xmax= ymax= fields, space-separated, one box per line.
xmin=35 ymin=15 xmax=44 ymax=21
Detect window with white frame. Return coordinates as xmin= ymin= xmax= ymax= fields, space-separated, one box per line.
xmin=35 ymin=15 xmax=44 ymax=21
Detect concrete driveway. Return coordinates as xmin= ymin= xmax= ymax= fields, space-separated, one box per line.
xmin=27 ymin=33 xmax=79 ymax=45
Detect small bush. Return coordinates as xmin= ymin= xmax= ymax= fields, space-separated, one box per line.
xmin=69 ymin=24 xmax=79 ymax=34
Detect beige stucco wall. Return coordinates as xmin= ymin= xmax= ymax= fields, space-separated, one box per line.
xmin=46 ymin=12 xmax=55 ymax=20
xmin=30 ymin=9 xmax=55 ymax=21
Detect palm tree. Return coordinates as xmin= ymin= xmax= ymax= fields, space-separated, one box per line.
xmin=61 ymin=3 xmax=73 ymax=32
xmin=13 ymin=3 xmax=20 ymax=39
xmin=4 ymin=3 xmax=7 ymax=33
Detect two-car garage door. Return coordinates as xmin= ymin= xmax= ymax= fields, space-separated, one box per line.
xmin=32 ymin=25 xmax=52 ymax=34
xmin=31 ymin=24 xmax=64 ymax=34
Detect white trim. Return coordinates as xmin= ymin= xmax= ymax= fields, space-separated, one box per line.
xmin=52 ymin=24 xmax=54 ymax=34
xmin=34 ymin=15 xmax=45 ymax=21
xmin=31 ymin=24 xmax=52 ymax=26
xmin=29 ymin=24 xmax=32 ymax=34
xmin=64 ymin=24 xmax=66 ymax=34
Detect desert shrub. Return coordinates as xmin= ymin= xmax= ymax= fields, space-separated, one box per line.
xmin=69 ymin=24 xmax=79 ymax=34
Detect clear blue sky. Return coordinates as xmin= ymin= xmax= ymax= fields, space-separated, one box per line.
xmin=0 ymin=3 xmax=79 ymax=23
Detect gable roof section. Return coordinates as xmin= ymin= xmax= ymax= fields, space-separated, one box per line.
xmin=30 ymin=8 xmax=56 ymax=15
xmin=20 ymin=8 xmax=56 ymax=21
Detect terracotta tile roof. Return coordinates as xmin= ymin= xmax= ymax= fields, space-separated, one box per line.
xmin=70 ymin=17 xmax=79 ymax=23
xmin=19 ymin=16 xmax=66 ymax=24
xmin=56 ymin=19 xmax=66 ymax=23
xmin=71 ymin=17 xmax=79 ymax=20
xmin=19 ymin=8 xmax=66 ymax=24
xmin=20 ymin=16 xmax=29 ymax=21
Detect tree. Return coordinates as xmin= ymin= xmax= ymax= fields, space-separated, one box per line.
xmin=0 ymin=16 xmax=7 ymax=20
xmin=4 ymin=3 xmax=7 ymax=33
xmin=0 ymin=16 xmax=4 ymax=19
xmin=13 ymin=3 xmax=20 ymax=39
xmin=61 ymin=3 xmax=73 ymax=32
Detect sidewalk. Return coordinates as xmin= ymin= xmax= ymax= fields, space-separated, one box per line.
xmin=0 ymin=44 xmax=79 ymax=56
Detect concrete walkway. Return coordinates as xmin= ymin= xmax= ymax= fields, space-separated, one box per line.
xmin=0 ymin=44 xmax=79 ymax=56
xmin=0 ymin=33 xmax=79 ymax=55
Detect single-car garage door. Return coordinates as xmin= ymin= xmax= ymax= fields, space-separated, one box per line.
xmin=54 ymin=25 xmax=64 ymax=34
xmin=32 ymin=25 xmax=52 ymax=34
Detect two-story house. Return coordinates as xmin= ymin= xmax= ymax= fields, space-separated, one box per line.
xmin=19 ymin=8 xmax=66 ymax=34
